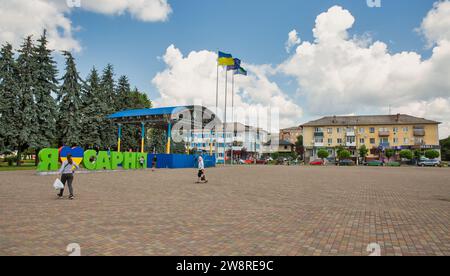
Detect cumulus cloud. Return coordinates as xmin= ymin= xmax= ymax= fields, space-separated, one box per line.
xmin=0 ymin=0 xmax=172 ymax=52
xmin=419 ymin=0 xmax=450 ymax=47
xmin=152 ymin=45 xmax=303 ymax=128
xmin=285 ymin=29 xmax=301 ymax=53
xmin=278 ymin=4 xmax=450 ymax=138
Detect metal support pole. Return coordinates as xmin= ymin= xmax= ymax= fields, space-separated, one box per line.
xmin=141 ymin=122 xmax=145 ymax=153
xmin=117 ymin=124 xmax=122 ymax=152
xmin=166 ymin=122 xmax=172 ymax=154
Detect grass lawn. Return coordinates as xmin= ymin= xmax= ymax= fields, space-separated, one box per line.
xmin=0 ymin=160 xmax=36 ymax=171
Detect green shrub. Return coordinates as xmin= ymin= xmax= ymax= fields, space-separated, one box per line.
xmin=425 ymin=150 xmax=440 ymax=160
xmin=317 ymin=149 xmax=329 ymax=160
xmin=399 ymin=150 xmax=413 ymax=160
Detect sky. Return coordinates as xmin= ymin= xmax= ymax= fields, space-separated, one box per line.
xmin=1 ymin=0 xmax=450 ymax=138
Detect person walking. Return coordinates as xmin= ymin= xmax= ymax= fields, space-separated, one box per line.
xmin=58 ymin=154 xmax=79 ymax=200
xmin=197 ymin=156 xmax=208 ymax=184
xmin=152 ymin=155 xmax=157 ymax=172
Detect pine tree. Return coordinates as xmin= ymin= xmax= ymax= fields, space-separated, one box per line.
xmin=33 ymin=31 xmax=58 ymax=162
xmin=99 ymin=64 xmax=117 ymax=149
xmin=0 ymin=43 xmax=19 ymax=153
xmin=57 ymin=51 xmax=83 ymax=146
xmin=80 ymin=67 xmax=103 ymax=148
xmin=16 ymin=36 xmax=39 ymax=165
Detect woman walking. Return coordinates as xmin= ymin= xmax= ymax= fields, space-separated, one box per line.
xmin=197 ymin=156 xmax=208 ymax=184
xmin=58 ymin=154 xmax=79 ymax=200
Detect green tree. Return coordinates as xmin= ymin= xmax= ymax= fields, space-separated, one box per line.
xmin=80 ymin=67 xmax=103 ymax=148
xmin=425 ymin=150 xmax=440 ymax=160
xmin=57 ymin=51 xmax=83 ymax=146
xmin=440 ymin=136 xmax=450 ymax=161
xmin=0 ymin=43 xmax=19 ymax=154
xmin=317 ymin=149 xmax=329 ymax=161
xmin=399 ymin=150 xmax=413 ymax=160
xmin=99 ymin=64 xmax=117 ymax=149
xmin=413 ymin=150 xmax=423 ymax=160
xmin=385 ymin=149 xmax=395 ymax=161
xmin=148 ymin=128 xmax=166 ymax=153
xmin=359 ymin=145 xmax=369 ymax=161
xmin=33 ymin=31 xmax=58 ymax=163
xmin=338 ymin=149 xmax=351 ymax=160
xmin=295 ymin=135 xmax=304 ymax=156
xmin=16 ymin=36 xmax=39 ymax=165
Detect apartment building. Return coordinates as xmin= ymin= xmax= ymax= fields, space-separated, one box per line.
xmin=302 ymin=114 xmax=441 ymax=161
xmin=186 ymin=122 xmax=269 ymax=163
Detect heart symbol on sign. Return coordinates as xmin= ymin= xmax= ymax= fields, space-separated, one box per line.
xmin=59 ymin=146 xmax=84 ymax=166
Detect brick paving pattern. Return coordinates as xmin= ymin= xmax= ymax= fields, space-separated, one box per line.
xmin=0 ymin=166 xmax=449 ymax=256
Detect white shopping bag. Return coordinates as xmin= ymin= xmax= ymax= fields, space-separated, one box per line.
xmin=53 ymin=178 xmax=64 ymax=190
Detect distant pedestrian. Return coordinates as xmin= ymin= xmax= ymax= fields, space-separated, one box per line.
xmin=139 ymin=155 xmax=145 ymax=168
xmin=197 ymin=156 xmax=208 ymax=184
xmin=58 ymin=154 xmax=79 ymax=200
xmin=152 ymin=155 xmax=157 ymax=172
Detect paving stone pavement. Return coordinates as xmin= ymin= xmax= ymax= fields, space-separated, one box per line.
xmin=0 ymin=166 xmax=449 ymax=256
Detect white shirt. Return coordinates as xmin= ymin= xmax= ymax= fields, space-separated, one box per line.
xmin=59 ymin=160 xmax=79 ymax=175
xmin=198 ymin=159 xmax=204 ymax=170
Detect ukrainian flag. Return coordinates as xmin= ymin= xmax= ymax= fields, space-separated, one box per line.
xmin=218 ymin=51 xmax=235 ymax=66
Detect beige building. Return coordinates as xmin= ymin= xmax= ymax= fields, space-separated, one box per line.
xmin=302 ymin=114 xmax=441 ymax=161
xmin=280 ymin=126 xmax=303 ymax=145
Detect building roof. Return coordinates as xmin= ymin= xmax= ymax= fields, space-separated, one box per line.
xmin=281 ymin=126 xmax=302 ymax=132
xmin=302 ymin=114 xmax=441 ymax=127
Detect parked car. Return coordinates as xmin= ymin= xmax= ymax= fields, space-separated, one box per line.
xmin=366 ymin=160 xmax=383 ymax=167
xmin=417 ymin=158 xmax=441 ymax=167
xmin=339 ymin=159 xmax=355 ymax=166
xmin=256 ymin=159 xmax=268 ymax=165
xmin=309 ymin=159 xmax=324 ymax=166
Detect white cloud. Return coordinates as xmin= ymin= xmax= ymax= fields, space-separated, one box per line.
xmin=278 ymin=4 xmax=450 ymax=139
xmin=419 ymin=0 xmax=450 ymax=47
xmin=0 ymin=0 xmax=172 ymax=52
xmin=285 ymin=29 xmax=301 ymax=53
xmin=152 ymin=45 xmax=303 ymax=128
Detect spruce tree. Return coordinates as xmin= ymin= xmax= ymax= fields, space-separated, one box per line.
xmin=33 ymin=31 xmax=58 ymax=162
xmin=80 ymin=67 xmax=103 ymax=148
xmin=0 ymin=43 xmax=19 ymax=153
xmin=16 ymin=36 xmax=39 ymax=165
xmin=57 ymin=51 xmax=83 ymax=146
xmin=99 ymin=64 xmax=117 ymax=149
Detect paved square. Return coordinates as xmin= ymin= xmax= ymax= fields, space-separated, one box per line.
xmin=0 ymin=166 xmax=449 ymax=256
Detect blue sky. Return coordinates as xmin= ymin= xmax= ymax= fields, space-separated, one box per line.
xmin=3 ymin=0 xmax=447 ymax=136
xmin=68 ymin=0 xmax=437 ymax=99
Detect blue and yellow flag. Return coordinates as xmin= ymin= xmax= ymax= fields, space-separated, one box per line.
xmin=218 ymin=51 xmax=235 ymax=66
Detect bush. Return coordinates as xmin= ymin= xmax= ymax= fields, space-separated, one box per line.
xmin=399 ymin=150 xmax=413 ymax=160
xmin=425 ymin=150 xmax=440 ymax=160
xmin=338 ymin=149 xmax=351 ymax=160
xmin=317 ymin=149 xmax=329 ymax=160
xmin=385 ymin=149 xmax=395 ymax=160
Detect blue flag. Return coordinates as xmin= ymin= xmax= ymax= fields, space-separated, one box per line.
xmin=227 ymin=58 xmax=241 ymax=71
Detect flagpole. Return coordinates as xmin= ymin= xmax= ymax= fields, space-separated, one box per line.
xmin=223 ymin=69 xmax=228 ymax=166
xmin=215 ymin=51 xmax=219 ymax=163
xmin=231 ymin=72 xmax=235 ymax=166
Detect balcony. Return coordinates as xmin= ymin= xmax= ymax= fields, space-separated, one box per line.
xmin=314 ymin=132 xmax=324 ymax=137
xmin=413 ymin=129 xmax=425 ymax=137
xmin=346 ymin=131 xmax=355 ymax=137
xmin=346 ymin=142 xmax=356 ymax=147
xmin=378 ymin=131 xmax=390 ymax=137
xmin=314 ymin=142 xmax=324 ymax=147
xmin=379 ymin=142 xmax=390 ymax=149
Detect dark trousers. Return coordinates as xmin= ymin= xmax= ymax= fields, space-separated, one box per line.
xmin=59 ymin=174 xmax=74 ymax=196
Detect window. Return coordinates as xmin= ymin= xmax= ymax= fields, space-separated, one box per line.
xmin=393 ymin=127 xmax=399 ymax=133
xmin=370 ymin=138 xmax=376 ymax=144
xmin=314 ymin=137 xmax=324 ymax=143
xmin=403 ymin=127 xmax=409 ymax=132
xmin=370 ymin=127 xmax=375 ymax=133
xmin=346 ymin=136 xmax=355 ymax=143
xmin=359 ymin=128 xmax=365 ymax=134
xmin=393 ymin=138 xmax=398 ymax=144
xmin=380 ymin=137 xmax=389 ymax=143
xmin=315 ymin=127 xmax=323 ymax=132
xmin=337 ymin=128 xmax=341 ymax=133
xmin=379 ymin=127 xmax=389 ymax=132
xmin=404 ymin=138 xmax=409 ymax=144
xmin=359 ymin=138 xmax=365 ymax=144
xmin=337 ymin=138 xmax=343 ymax=144
xmin=327 ymin=128 xmax=333 ymax=134
xmin=328 ymin=138 xmax=333 ymax=144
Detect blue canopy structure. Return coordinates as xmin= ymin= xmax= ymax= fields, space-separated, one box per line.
xmin=108 ymin=105 xmax=219 ymax=154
